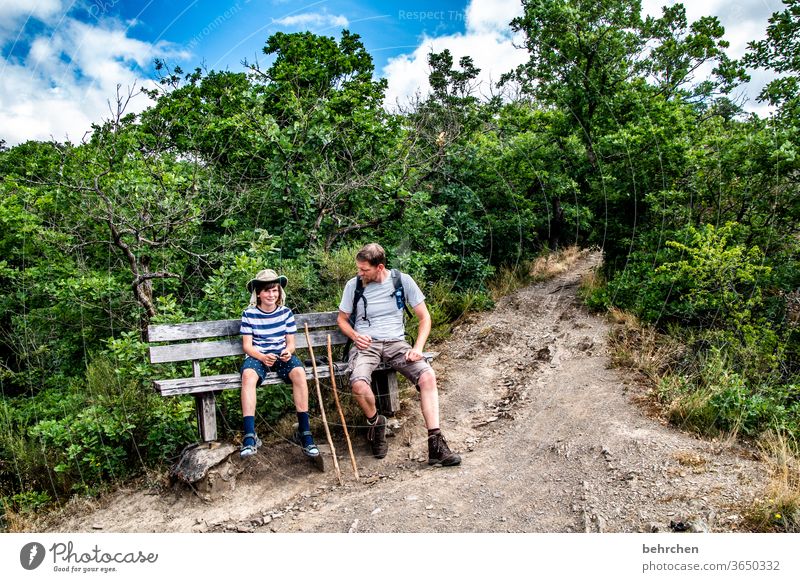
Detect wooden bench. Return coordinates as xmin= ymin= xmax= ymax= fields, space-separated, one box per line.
xmin=147 ymin=311 xmax=421 ymax=443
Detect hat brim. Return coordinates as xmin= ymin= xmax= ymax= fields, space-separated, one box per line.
xmin=247 ymin=276 xmax=288 ymax=292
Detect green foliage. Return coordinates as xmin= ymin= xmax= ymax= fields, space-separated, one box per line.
xmin=655 ymin=223 xmax=770 ymax=327
xmin=593 ymin=223 xmax=771 ymax=329
xmin=660 ymin=347 xmax=800 ymax=439
xmin=192 ymin=230 xmax=280 ymax=320
xmin=424 ymin=281 xmax=494 ymax=341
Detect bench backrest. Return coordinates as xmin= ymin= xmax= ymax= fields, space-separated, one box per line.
xmin=147 ymin=311 xmax=347 ymax=364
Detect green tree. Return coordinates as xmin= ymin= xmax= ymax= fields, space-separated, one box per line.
xmin=745 ymin=0 xmax=800 ymax=119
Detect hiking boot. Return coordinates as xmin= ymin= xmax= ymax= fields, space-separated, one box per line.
xmin=366 ymin=414 xmax=388 ymax=459
xmin=427 ymin=432 xmax=461 ymax=466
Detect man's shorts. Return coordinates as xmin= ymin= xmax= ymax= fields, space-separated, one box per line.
xmin=348 ymin=339 xmax=433 ymax=388
xmin=240 ymin=354 xmax=303 ymax=386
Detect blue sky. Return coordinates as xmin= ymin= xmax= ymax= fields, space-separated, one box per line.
xmin=0 ymin=0 xmax=786 ymax=145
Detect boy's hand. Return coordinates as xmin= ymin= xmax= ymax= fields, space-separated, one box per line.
xmin=279 ymin=350 xmax=292 ymax=362
xmin=262 ymin=353 xmax=278 ymax=366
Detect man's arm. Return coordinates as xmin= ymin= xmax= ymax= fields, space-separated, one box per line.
xmin=337 ymin=310 xmax=372 ymax=349
xmin=406 ymin=301 xmax=432 ymax=361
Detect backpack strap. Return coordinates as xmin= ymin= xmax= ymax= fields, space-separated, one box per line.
xmin=342 ymin=276 xmax=366 ymax=357
xmin=347 ymin=275 xmax=366 ymax=327
xmin=391 ymin=269 xmax=413 ymax=318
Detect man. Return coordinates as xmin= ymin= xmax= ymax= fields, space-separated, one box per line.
xmin=337 ymin=243 xmax=461 ymax=467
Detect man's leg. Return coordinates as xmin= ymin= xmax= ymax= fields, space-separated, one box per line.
xmin=417 ymin=369 xmax=440 ymax=430
xmin=351 ymin=378 xmax=378 ymax=418
xmin=348 ymin=345 xmax=388 ymax=458
xmin=387 ymin=344 xmax=461 ymax=468
xmin=352 ymin=378 xmax=388 ymax=459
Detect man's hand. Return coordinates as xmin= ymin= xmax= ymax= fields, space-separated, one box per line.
xmin=355 ymin=333 xmax=372 ymax=350
xmin=405 ymin=347 xmax=424 ymax=362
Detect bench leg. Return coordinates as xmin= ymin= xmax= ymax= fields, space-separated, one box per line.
xmin=195 ymin=393 xmax=217 ymax=442
xmin=371 ymin=370 xmax=400 ymax=417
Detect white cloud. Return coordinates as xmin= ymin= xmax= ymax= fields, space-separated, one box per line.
xmin=0 ymin=0 xmax=64 ymax=29
xmin=383 ymin=0 xmax=526 ymax=109
xmin=0 ymin=17 xmax=190 ymax=145
xmin=272 ymin=12 xmax=349 ymax=29
xmin=465 ymin=0 xmax=525 ymax=34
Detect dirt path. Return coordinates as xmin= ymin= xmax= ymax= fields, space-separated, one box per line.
xmin=44 ymin=251 xmax=767 ymax=533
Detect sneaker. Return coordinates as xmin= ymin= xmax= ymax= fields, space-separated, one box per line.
xmin=427 ymin=432 xmax=461 ymax=466
xmin=366 ymin=414 xmax=388 ymax=459
xmin=240 ymin=433 xmax=262 ymax=458
xmin=293 ymin=429 xmax=320 ymax=458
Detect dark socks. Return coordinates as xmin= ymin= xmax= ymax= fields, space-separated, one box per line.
xmin=367 ymin=412 xmax=379 ymax=425
xmin=297 ymin=411 xmax=313 ymax=447
xmin=243 ymin=416 xmax=256 ymax=446
xmin=428 ymin=428 xmax=441 ymax=437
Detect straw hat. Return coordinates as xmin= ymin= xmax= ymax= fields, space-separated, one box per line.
xmin=247 ymin=269 xmax=287 ymax=306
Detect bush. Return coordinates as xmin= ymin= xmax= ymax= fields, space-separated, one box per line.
xmin=0 ymin=355 xmax=195 ymax=505
xmin=659 ymin=346 xmax=800 ymax=439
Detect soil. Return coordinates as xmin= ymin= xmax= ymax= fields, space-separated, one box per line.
xmin=41 ymin=251 xmax=767 ymax=533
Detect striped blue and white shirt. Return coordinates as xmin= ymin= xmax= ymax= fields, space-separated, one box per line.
xmin=240 ymin=305 xmax=297 ymax=354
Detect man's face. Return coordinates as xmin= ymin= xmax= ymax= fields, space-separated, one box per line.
xmin=357 ymin=260 xmax=384 ymax=284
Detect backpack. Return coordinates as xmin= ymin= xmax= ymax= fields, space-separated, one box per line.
xmin=343 ymin=269 xmax=414 ymax=357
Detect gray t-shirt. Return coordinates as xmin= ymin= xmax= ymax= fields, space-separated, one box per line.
xmin=338 ymin=271 xmax=425 ymax=340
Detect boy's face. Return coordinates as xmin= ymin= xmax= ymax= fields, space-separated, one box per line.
xmin=357 ymin=260 xmax=385 ymax=284
xmin=257 ymin=284 xmax=280 ymax=307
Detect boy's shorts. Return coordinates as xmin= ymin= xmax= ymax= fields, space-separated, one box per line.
xmin=348 ymin=339 xmax=433 ymax=389
xmin=241 ymin=354 xmax=303 ymax=386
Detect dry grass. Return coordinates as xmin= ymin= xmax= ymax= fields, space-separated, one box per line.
xmin=606 ymin=309 xmax=685 ymax=383
xmin=488 ymin=264 xmax=532 ymax=299
xmin=745 ymin=432 xmax=800 ymax=532
xmin=1 ymin=501 xmax=42 ymax=533
xmin=672 ymin=450 xmax=709 ymax=472
xmin=579 ymin=266 xmax=604 ymax=299
xmin=530 ymin=245 xmax=586 ymax=280
xmin=489 ymin=246 xmax=589 ymax=300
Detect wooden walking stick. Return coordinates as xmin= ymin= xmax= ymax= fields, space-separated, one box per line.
xmin=304 ymin=323 xmax=342 ymax=485
xmin=327 ymin=335 xmax=360 ymax=480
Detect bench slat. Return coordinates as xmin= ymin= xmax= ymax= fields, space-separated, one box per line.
xmin=150 ymin=338 xmax=242 ymax=363
xmin=149 ymin=329 xmax=349 ymax=364
xmin=153 ymin=354 xmax=437 ymax=397
xmin=147 ymin=311 xmax=340 ymax=342
xmin=154 ymin=364 xmax=350 ymax=396
xmin=147 ymin=319 xmax=238 ymax=342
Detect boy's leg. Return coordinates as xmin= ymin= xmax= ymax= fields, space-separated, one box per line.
xmin=288 ymin=366 xmax=309 ymax=412
xmin=241 ymin=368 xmax=260 ymax=417
xmin=240 ymin=365 xmax=263 ymax=455
xmin=285 ymin=360 xmax=318 ymax=456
